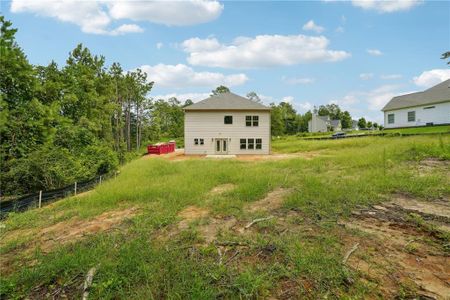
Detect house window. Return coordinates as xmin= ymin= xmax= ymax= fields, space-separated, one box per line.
xmin=388 ymin=114 xmax=395 ymax=124
xmin=240 ymin=139 xmax=246 ymax=149
xmin=407 ymin=111 xmax=415 ymax=122
xmin=248 ymin=138 xmax=254 ymax=149
xmin=246 ymin=115 xmax=259 ymax=126
xmin=194 ymin=138 xmax=204 ymax=145
xmin=224 ymin=115 xmax=233 ymax=124
xmin=256 ymin=138 xmax=262 ymax=149
xmin=246 ymin=116 xmax=252 ymax=126
xmin=424 ymin=106 xmax=435 ymax=110
xmin=253 ymin=116 xmax=259 ymax=126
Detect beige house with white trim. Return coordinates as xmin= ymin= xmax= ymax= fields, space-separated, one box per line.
xmin=184 ymin=93 xmax=271 ymax=155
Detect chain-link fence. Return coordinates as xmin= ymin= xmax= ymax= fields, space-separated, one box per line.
xmin=0 ymin=172 xmax=116 ymax=218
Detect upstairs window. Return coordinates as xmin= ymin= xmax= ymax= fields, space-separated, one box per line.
xmin=224 ymin=115 xmax=233 ymax=124
xmin=252 ymin=116 xmax=259 ymax=126
xmin=407 ymin=111 xmax=415 ymax=122
xmin=388 ymin=114 xmax=395 ymax=124
xmin=246 ymin=116 xmax=252 ymax=126
xmin=246 ymin=115 xmax=259 ymax=126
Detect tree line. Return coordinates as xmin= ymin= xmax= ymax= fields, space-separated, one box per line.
xmin=1 ymin=18 xmax=188 ymax=196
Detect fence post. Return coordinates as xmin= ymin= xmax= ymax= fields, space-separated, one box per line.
xmin=38 ymin=190 xmax=42 ymax=208
xmin=74 ymin=182 xmax=77 ymax=195
xmin=99 ymin=175 xmax=102 ymax=184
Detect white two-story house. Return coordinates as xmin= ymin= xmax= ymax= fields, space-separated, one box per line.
xmin=381 ymin=79 xmax=450 ymax=128
xmin=184 ymin=92 xmax=271 ymax=155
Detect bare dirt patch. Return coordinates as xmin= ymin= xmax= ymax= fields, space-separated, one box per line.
xmin=157 ymin=188 xmax=293 ymax=244
xmin=208 ymin=184 xmax=236 ymax=196
xmin=341 ymin=195 xmax=450 ymax=299
xmin=246 ymin=188 xmax=292 ymax=213
xmin=418 ymin=158 xmax=450 ymax=177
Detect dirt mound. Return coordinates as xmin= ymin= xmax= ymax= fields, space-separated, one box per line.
xmin=246 ymin=188 xmax=292 ymax=213
xmin=158 ymin=188 xmax=292 ymax=244
xmin=208 ymin=184 xmax=236 ymax=196
xmin=341 ymin=195 xmax=450 ymax=299
xmin=39 ymin=208 xmax=138 ymax=252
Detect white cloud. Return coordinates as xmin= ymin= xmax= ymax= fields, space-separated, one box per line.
xmin=302 ymin=20 xmax=325 ymax=33
xmin=153 ymin=92 xmax=210 ymax=102
xmin=156 ymin=42 xmax=164 ymax=49
xmin=107 ymin=0 xmax=223 ymax=26
xmin=282 ymin=76 xmax=315 ymax=85
xmin=351 ymin=0 xmax=423 ymax=13
xmin=182 ymin=35 xmax=350 ymax=69
xmin=10 ymin=0 xmax=223 ymax=35
xmin=367 ymin=49 xmax=383 ymax=56
xmin=413 ymin=69 xmax=450 ymax=88
xmin=298 ymin=101 xmax=313 ymax=111
xmin=109 ymin=24 xmax=144 ymax=36
xmin=139 ymin=64 xmax=248 ymax=88
xmin=281 ymin=96 xmax=294 ymax=103
xmin=381 ymin=74 xmax=402 ymax=80
xmin=359 ymin=73 xmax=374 ymax=80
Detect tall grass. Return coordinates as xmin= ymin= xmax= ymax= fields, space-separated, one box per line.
xmin=1 ymin=135 xmax=449 ymax=298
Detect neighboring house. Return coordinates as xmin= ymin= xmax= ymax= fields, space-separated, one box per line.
xmin=381 ymin=79 xmax=450 ymax=128
xmin=308 ymin=114 xmax=341 ymax=132
xmin=351 ymin=120 xmax=359 ymax=131
xmin=184 ymin=92 xmax=271 ymax=155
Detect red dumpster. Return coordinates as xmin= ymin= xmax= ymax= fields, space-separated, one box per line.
xmin=168 ymin=140 xmax=176 ymax=152
xmin=147 ymin=143 xmax=164 ymax=155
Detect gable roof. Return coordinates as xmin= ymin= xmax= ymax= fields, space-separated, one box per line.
xmin=381 ymin=79 xmax=450 ymax=111
xmin=184 ymin=92 xmax=271 ymax=111
xmin=330 ymin=119 xmax=341 ymax=128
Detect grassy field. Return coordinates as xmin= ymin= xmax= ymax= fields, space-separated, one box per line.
xmin=1 ymin=135 xmax=449 ymax=299
xmin=383 ymin=124 xmax=450 ymax=135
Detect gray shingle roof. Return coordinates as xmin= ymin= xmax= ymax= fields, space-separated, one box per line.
xmin=184 ymin=92 xmax=271 ymax=111
xmin=381 ymin=79 xmax=450 ymax=111
xmin=330 ymin=119 xmax=341 ymax=128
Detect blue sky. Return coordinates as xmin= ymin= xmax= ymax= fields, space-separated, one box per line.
xmin=4 ymin=0 xmax=450 ymax=123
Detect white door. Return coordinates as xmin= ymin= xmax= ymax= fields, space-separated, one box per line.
xmin=215 ymin=138 xmax=228 ymax=154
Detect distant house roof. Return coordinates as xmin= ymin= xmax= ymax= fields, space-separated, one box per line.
xmin=381 ymin=79 xmax=450 ymax=111
xmin=317 ymin=115 xmax=330 ymax=122
xmin=330 ymin=119 xmax=341 ymax=128
xmin=184 ymin=92 xmax=271 ymax=111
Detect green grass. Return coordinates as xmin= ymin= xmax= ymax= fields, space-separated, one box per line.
xmin=383 ymin=124 xmax=450 ymax=135
xmin=1 ymin=135 xmax=449 ymax=298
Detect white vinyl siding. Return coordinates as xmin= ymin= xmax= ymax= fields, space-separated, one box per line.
xmin=383 ymin=101 xmax=450 ymax=128
xmin=185 ymin=111 xmax=271 ymax=155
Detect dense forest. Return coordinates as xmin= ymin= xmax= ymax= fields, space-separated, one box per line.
xmin=1 ymin=18 xmax=367 ymax=197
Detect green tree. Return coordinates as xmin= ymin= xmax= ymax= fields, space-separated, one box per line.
xmin=340 ymin=111 xmax=352 ymax=129
xmin=441 ymin=51 xmax=450 ymax=64
xmin=246 ymin=91 xmax=262 ymax=103
xmin=367 ymin=121 xmax=373 ymax=129
xmin=211 ymin=85 xmax=230 ymax=95
xmin=358 ymin=117 xmax=367 ymax=129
